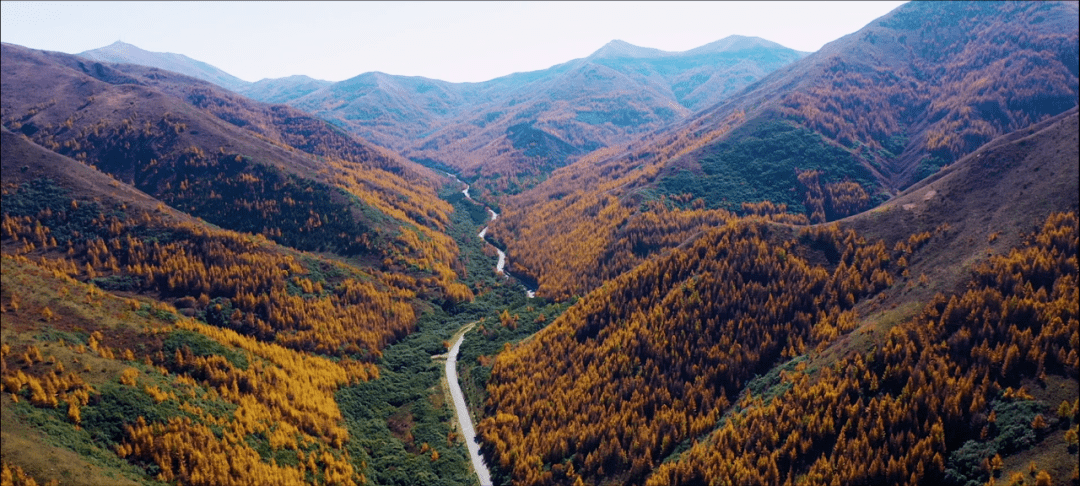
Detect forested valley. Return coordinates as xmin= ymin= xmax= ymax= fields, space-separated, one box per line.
xmin=1 ymin=2 xmax=1078 ymax=486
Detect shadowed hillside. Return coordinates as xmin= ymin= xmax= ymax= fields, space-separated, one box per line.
xmin=1 ymin=42 xmax=472 ymax=304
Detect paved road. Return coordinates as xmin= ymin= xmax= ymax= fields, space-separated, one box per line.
xmin=445 ymin=328 xmax=493 ymax=486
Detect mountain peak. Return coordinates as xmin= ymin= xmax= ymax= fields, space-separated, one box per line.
xmin=78 ymin=41 xmax=250 ymax=91
xmin=588 ymin=39 xmax=668 ymax=60
xmin=685 ymin=35 xmax=801 ymax=55
xmin=85 ymin=40 xmax=143 ymax=58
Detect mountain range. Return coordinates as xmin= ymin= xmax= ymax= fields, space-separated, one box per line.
xmin=80 ymin=36 xmax=809 ymax=199
xmin=2 ymin=1 xmax=1078 ymax=485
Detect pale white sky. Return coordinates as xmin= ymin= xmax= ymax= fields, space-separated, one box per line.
xmin=1 ymin=1 xmax=907 ymax=83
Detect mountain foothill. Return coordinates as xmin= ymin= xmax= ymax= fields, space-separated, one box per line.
xmin=1 ymin=1 xmax=1077 ymax=486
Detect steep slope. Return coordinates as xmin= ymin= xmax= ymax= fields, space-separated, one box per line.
xmin=1 ymin=42 xmax=471 ymax=303
xmin=78 ymin=41 xmax=251 ymax=92
xmin=678 ymin=0 xmax=1079 ymax=194
xmin=491 ymin=0 xmax=1079 ymax=300
xmin=646 ymin=212 xmax=1078 ymax=486
xmin=843 ymin=107 xmax=1080 ymax=299
xmin=475 ymin=109 xmax=1079 ymax=486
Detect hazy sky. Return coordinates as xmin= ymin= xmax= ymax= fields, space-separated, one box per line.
xmin=1 ymin=1 xmax=907 ymax=84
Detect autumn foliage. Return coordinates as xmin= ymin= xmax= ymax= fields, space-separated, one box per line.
xmin=478 ymin=219 xmax=925 ymax=485
xmin=0 ymin=252 xmax=368 ymax=485
xmin=648 ymin=212 xmax=1078 ymax=486
xmin=474 ymin=212 xmax=1077 ymax=485
xmin=1 ymin=193 xmax=415 ymax=359
xmin=0 ymin=167 xmax=421 ymax=484
xmin=777 ymin=1 xmax=1078 ymax=186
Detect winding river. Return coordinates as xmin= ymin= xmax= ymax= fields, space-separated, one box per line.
xmin=452 ymin=174 xmax=533 ymax=296
xmin=477 ymin=208 xmax=509 ymax=276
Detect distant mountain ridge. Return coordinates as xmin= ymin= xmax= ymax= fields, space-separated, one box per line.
xmin=286 ymin=35 xmax=809 ymax=198
xmin=587 ymin=39 xmax=671 ymax=60
xmin=70 ymin=36 xmax=809 ymax=199
xmin=78 ymin=41 xmax=252 ymax=92
xmin=236 ymin=74 xmax=332 ymax=104
xmin=77 ymin=41 xmax=334 ymax=105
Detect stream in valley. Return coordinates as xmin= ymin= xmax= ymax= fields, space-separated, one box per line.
xmin=452 ymin=174 xmax=535 ymax=297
